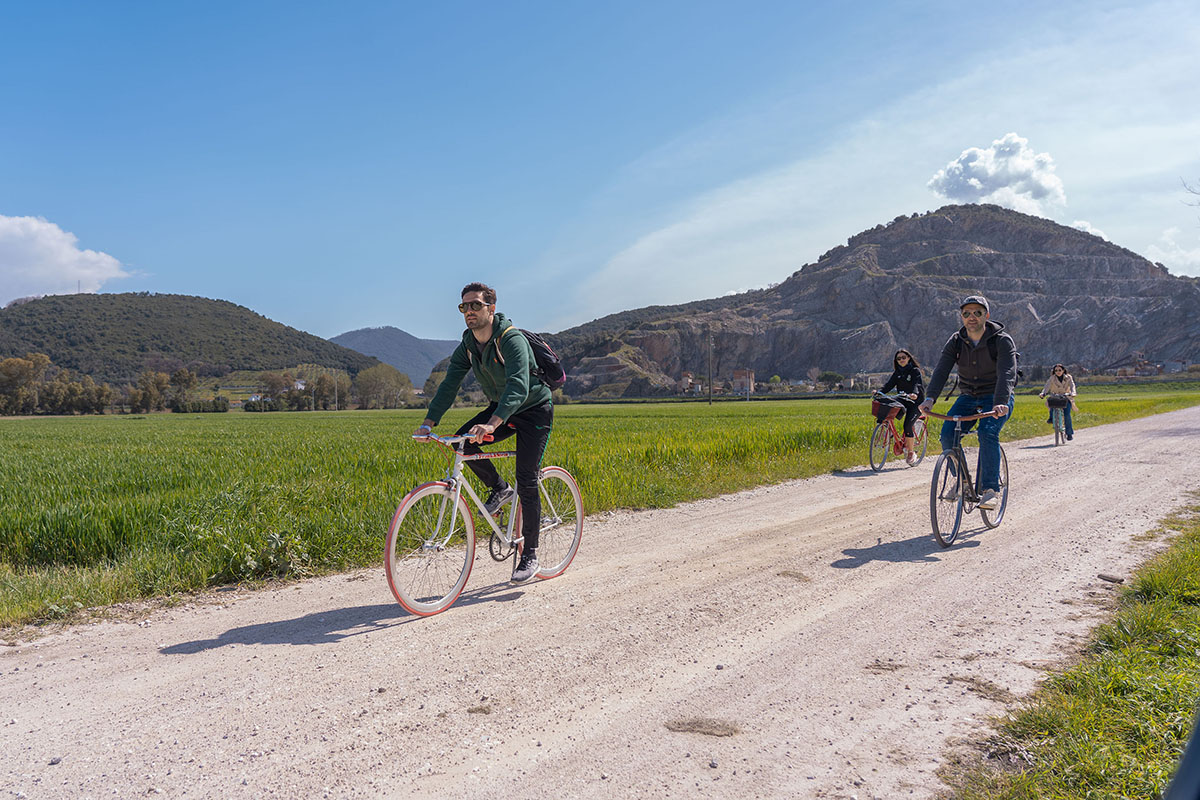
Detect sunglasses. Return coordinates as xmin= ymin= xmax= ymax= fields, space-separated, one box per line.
xmin=458 ymin=301 xmax=488 ymax=313
xmin=961 ymin=309 xmax=986 ymax=318
xmin=896 ymin=354 xmax=910 ymax=360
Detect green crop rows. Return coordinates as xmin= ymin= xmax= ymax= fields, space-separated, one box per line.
xmin=2 ymin=386 xmax=1199 ymax=628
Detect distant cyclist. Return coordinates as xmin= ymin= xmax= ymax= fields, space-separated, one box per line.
xmin=879 ymin=348 xmax=925 ymax=465
xmin=919 ymin=295 xmax=1018 ymax=510
xmin=1039 ymin=363 xmax=1076 ymax=441
xmin=414 ymin=282 xmax=553 ymax=584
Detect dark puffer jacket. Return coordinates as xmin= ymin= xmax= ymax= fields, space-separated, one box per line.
xmin=925 ymin=320 xmax=1018 ymax=407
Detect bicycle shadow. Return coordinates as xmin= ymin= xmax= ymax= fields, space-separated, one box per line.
xmin=1019 ymin=442 xmax=1066 ymax=450
xmin=832 ymin=467 xmax=879 ymax=478
xmin=833 ymin=465 xmax=922 ymax=478
xmin=831 ymin=528 xmax=984 ymax=568
xmin=160 ymin=582 xmax=527 ymax=654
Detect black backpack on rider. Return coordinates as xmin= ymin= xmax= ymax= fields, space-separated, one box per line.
xmin=490 ymin=327 xmax=567 ymax=390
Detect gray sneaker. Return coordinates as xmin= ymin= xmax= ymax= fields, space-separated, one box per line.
xmin=977 ymin=489 xmax=999 ymax=510
xmin=511 ymin=550 xmax=539 ymax=583
xmin=484 ymin=485 xmax=515 ymax=516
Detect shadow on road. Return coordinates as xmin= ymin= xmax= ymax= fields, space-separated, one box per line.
xmin=831 ymin=527 xmax=985 ymax=568
xmin=160 ymin=581 xmax=527 ymax=654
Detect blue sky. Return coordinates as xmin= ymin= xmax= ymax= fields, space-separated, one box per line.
xmin=1 ymin=1 xmax=1198 ymax=340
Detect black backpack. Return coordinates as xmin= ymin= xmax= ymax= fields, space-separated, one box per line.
xmin=489 ymin=326 xmax=567 ymax=390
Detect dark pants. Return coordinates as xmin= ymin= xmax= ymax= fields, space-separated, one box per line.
xmin=455 ymin=402 xmax=553 ymax=550
xmin=899 ymin=399 xmax=921 ymax=437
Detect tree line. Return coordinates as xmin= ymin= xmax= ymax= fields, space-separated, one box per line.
xmin=0 ymin=353 xmax=443 ymax=416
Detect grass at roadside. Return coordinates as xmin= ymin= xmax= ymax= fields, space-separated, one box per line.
xmin=946 ymin=503 xmax=1200 ymax=799
xmin=3 ymin=385 xmax=1200 ymax=630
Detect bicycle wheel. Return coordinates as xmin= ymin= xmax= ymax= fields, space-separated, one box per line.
xmin=930 ymin=453 xmax=964 ymax=547
xmin=385 ymin=483 xmax=475 ymax=616
xmin=869 ymin=423 xmax=891 ymax=471
xmin=980 ymin=446 xmax=1009 ymax=529
xmin=911 ymin=419 xmax=929 ymax=467
xmin=513 ymin=467 xmax=584 ymax=579
xmin=1053 ymin=408 xmax=1064 ymax=446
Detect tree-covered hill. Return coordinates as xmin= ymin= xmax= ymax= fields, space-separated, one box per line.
xmin=0 ymin=293 xmax=379 ymax=384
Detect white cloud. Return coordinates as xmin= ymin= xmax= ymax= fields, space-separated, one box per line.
xmin=1144 ymin=226 xmax=1200 ymax=276
xmin=0 ymin=215 xmax=128 ymax=304
xmin=539 ymin=1 xmax=1200 ymax=330
xmin=1071 ymin=220 xmax=1108 ymax=240
xmin=927 ymin=132 xmax=1066 ymax=215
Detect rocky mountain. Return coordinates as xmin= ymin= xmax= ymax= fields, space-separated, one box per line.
xmin=0 ymin=293 xmax=379 ymax=384
xmin=549 ymin=204 xmax=1200 ymax=398
xmin=330 ymin=326 xmax=458 ymax=385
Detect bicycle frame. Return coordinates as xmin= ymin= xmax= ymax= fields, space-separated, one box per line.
xmin=415 ymin=433 xmax=522 ymax=548
xmin=922 ymin=408 xmax=998 ymax=506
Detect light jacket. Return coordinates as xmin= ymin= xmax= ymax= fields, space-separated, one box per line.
xmin=1040 ymin=373 xmax=1077 ymax=401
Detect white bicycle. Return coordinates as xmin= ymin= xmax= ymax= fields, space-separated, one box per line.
xmin=385 ymin=432 xmax=583 ymax=616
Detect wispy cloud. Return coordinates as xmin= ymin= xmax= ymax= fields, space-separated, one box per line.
xmin=928 ymin=132 xmax=1065 ymax=215
xmin=1144 ymin=226 xmax=1200 ymax=275
xmin=0 ymin=215 xmax=128 ymax=304
xmin=1071 ymin=220 xmax=1108 ymax=240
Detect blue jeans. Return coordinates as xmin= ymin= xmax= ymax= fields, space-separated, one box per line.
xmin=938 ymin=393 xmax=1011 ymax=492
xmin=1046 ymin=402 xmax=1073 ymax=437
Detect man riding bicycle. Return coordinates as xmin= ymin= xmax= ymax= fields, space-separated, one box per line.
xmin=414 ymin=282 xmax=553 ymax=583
xmin=919 ymin=295 xmax=1018 ymax=510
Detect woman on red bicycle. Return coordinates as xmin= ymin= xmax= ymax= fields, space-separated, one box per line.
xmin=880 ymin=348 xmax=925 ymax=464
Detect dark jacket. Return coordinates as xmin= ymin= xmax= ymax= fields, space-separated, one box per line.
xmin=880 ymin=363 xmax=924 ymax=403
xmin=426 ymin=312 xmax=553 ymax=426
xmin=926 ymin=320 xmax=1018 ymax=407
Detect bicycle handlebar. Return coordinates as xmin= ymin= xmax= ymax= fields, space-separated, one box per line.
xmin=920 ymin=409 xmax=1000 ymax=422
xmin=412 ymin=432 xmax=495 ymax=446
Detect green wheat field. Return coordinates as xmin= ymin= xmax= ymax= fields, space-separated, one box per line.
xmin=2 ymin=384 xmax=1199 ymax=628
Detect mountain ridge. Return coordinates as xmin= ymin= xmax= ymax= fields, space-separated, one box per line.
xmin=548 ymin=204 xmax=1199 ymax=397
xmin=330 ymin=326 xmax=458 ymax=385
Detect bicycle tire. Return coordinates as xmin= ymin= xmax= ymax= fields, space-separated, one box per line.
xmin=385 ymin=483 xmax=476 ymax=616
xmin=513 ymin=466 xmax=584 ymax=579
xmin=930 ymin=453 xmax=964 ymax=547
xmin=869 ymin=423 xmax=891 ymax=472
xmin=1053 ymin=408 xmax=1064 ymax=446
xmin=911 ymin=419 xmax=929 ymax=467
xmin=980 ymin=446 xmax=1009 ymax=529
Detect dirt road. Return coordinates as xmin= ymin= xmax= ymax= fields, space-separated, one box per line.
xmin=4 ymin=406 xmax=1199 ymax=799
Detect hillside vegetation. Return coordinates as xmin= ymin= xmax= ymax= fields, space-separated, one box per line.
xmin=0 ymin=293 xmax=378 ymax=384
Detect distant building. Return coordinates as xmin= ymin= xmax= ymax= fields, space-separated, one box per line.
xmin=733 ymin=369 xmax=755 ymax=393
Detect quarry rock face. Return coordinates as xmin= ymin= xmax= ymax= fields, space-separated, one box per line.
xmin=552 ymin=204 xmax=1200 ymax=396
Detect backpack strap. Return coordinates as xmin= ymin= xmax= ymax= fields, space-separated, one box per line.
xmin=492 ymin=325 xmax=522 ymax=366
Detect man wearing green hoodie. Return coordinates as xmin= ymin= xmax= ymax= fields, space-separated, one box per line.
xmin=414 ymin=282 xmax=554 ymax=583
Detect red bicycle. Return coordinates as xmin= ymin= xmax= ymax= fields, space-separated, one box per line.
xmin=869 ymin=391 xmax=928 ymax=471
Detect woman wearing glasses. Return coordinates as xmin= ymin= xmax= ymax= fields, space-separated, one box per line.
xmin=879 ymin=348 xmax=925 ymax=464
xmin=1039 ymin=363 xmax=1076 ymax=440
